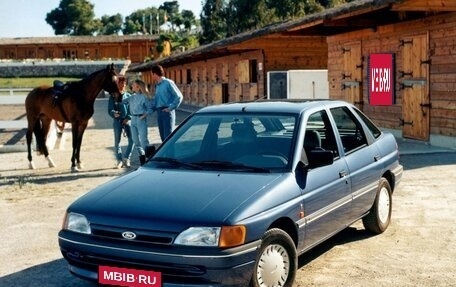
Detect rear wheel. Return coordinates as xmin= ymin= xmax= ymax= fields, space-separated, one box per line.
xmin=362 ymin=178 xmax=392 ymax=234
xmin=250 ymin=228 xmax=297 ymax=287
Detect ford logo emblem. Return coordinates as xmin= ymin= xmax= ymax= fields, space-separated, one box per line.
xmin=122 ymin=231 xmax=137 ymax=240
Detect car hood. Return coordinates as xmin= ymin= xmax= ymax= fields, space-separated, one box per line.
xmin=69 ymin=168 xmax=287 ymax=230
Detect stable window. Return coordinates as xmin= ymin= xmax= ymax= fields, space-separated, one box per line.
xmin=186 ymin=69 xmax=192 ymax=84
xmin=249 ymin=59 xmax=258 ymax=83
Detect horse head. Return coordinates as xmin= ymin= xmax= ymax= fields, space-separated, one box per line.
xmin=102 ymin=64 xmax=122 ymax=97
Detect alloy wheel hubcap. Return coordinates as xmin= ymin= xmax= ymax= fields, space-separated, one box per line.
xmin=257 ymin=244 xmax=290 ymax=287
xmin=378 ymin=186 xmax=390 ymax=224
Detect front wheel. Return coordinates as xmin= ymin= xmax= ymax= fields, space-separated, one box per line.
xmin=251 ymin=228 xmax=297 ymax=287
xmin=362 ymin=178 xmax=392 ymax=234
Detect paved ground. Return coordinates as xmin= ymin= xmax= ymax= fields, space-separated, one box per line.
xmin=1 ymin=96 xmax=456 ymax=286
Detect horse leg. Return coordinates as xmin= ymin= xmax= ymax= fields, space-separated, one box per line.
xmin=56 ymin=121 xmax=65 ymax=135
xmin=75 ymin=122 xmax=88 ymax=170
xmin=70 ymin=121 xmax=87 ymax=172
xmin=27 ymin=114 xmax=45 ymax=169
xmin=33 ymin=118 xmax=44 ymax=156
xmin=70 ymin=123 xmax=80 ymax=172
xmin=26 ymin=121 xmax=36 ymax=169
xmin=40 ymin=116 xmax=56 ymax=168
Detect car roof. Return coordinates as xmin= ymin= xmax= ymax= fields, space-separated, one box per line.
xmin=195 ymin=99 xmax=349 ymax=115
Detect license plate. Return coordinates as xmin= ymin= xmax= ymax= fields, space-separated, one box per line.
xmin=99 ymin=266 xmax=162 ymax=287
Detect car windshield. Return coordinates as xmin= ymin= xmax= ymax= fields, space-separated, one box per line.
xmin=151 ymin=113 xmax=297 ymax=172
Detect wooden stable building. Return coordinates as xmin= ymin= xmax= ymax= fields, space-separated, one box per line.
xmin=135 ymin=35 xmax=327 ymax=106
xmin=0 ymin=35 xmax=159 ymax=63
xmin=129 ymin=0 xmax=455 ymax=148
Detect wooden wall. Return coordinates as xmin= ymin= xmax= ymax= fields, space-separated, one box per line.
xmin=328 ymin=12 xmax=456 ymax=138
xmin=146 ymin=35 xmax=327 ymax=107
xmin=232 ymin=35 xmax=327 ymax=72
xmin=146 ymin=50 xmax=265 ymax=106
xmin=0 ymin=38 xmax=156 ymax=63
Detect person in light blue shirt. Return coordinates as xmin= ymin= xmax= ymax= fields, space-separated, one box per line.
xmin=150 ymin=65 xmax=183 ymax=141
xmin=124 ymin=79 xmax=150 ymax=165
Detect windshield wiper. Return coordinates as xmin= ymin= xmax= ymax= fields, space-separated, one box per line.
xmin=151 ymin=157 xmax=202 ymax=170
xmin=192 ymin=160 xmax=270 ymax=173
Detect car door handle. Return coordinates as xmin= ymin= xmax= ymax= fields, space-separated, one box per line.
xmin=339 ymin=170 xmax=348 ymax=178
xmin=374 ymin=155 xmax=381 ymax=162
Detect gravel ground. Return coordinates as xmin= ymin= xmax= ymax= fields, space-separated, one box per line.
xmin=1 ymin=99 xmax=456 ymax=286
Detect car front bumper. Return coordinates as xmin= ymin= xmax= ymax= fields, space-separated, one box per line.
xmin=58 ymin=230 xmax=260 ymax=287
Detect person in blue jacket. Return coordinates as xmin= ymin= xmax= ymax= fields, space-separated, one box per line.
xmin=150 ymin=65 xmax=183 ymax=142
xmin=108 ymin=77 xmax=134 ymax=168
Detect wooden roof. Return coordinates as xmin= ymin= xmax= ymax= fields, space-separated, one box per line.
xmin=128 ymin=0 xmax=456 ymax=72
xmin=0 ymin=34 xmax=158 ymax=45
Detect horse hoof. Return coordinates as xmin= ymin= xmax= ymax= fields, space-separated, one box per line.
xmin=71 ymin=166 xmax=79 ymax=173
xmin=77 ymin=163 xmax=84 ymax=170
xmin=29 ymin=162 xmax=36 ymax=169
xmin=46 ymin=156 xmax=56 ymax=168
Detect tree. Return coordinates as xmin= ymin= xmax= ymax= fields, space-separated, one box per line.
xmin=304 ymin=0 xmax=325 ymax=14
xmin=122 ymin=7 xmax=160 ymax=35
xmin=46 ymin=0 xmax=100 ymax=35
xmin=199 ymin=0 xmax=228 ymax=45
xmin=225 ymin=0 xmax=275 ymax=36
xmin=158 ymin=1 xmax=181 ymax=32
xmin=99 ymin=14 xmax=123 ymax=35
xmin=159 ymin=1 xmax=180 ymax=22
xmin=123 ymin=16 xmax=143 ymax=35
xmin=181 ymin=10 xmax=197 ymax=32
xmin=198 ymin=0 xmax=354 ymax=45
xmin=266 ymin=0 xmax=306 ymax=20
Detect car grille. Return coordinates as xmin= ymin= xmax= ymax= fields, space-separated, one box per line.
xmin=90 ymin=224 xmax=175 ymax=246
xmin=64 ymin=251 xmax=207 ymax=278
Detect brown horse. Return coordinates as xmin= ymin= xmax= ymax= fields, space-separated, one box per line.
xmin=25 ymin=64 xmax=121 ymax=171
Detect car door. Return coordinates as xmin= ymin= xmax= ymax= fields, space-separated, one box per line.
xmin=329 ymin=106 xmax=382 ymax=220
xmin=300 ymin=109 xmax=352 ymax=249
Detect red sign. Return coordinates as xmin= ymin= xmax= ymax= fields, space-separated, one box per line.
xmin=99 ymin=266 xmax=162 ymax=287
xmin=369 ymin=53 xmax=395 ymax=105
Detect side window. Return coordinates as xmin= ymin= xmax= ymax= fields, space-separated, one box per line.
xmin=304 ymin=110 xmax=339 ymax=159
xmin=354 ymin=108 xmax=382 ymax=139
xmin=330 ymin=107 xmax=368 ymax=154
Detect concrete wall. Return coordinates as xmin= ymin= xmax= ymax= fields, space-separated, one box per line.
xmin=0 ymin=60 xmax=125 ymax=77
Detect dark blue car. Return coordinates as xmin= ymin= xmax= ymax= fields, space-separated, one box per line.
xmin=58 ymin=100 xmax=403 ymax=287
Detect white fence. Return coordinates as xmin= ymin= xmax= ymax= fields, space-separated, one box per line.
xmin=0 ymin=88 xmax=32 ymax=96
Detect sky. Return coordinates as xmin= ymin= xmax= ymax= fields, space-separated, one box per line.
xmin=0 ymin=0 xmax=203 ymax=38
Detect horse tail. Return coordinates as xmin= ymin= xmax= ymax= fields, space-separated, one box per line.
xmin=33 ymin=118 xmax=47 ymax=155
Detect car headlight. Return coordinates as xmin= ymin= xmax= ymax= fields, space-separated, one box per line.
xmin=63 ymin=212 xmax=91 ymax=234
xmin=174 ymin=226 xmax=246 ymax=248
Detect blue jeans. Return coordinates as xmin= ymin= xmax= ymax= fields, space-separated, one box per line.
xmin=130 ymin=116 xmax=149 ymax=156
xmin=113 ymin=120 xmax=134 ymax=161
xmin=157 ymin=109 xmax=175 ymax=141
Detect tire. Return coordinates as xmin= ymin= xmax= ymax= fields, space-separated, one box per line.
xmin=250 ymin=228 xmax=297 ymax=287
xmin=362 ymin=178 xmax=392 ymax=234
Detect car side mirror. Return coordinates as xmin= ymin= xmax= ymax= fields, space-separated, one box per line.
xmin=307 ymin=149 xmax=333 ymax=169
xmin=145 ymin=145 xmax=156 ymax=158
